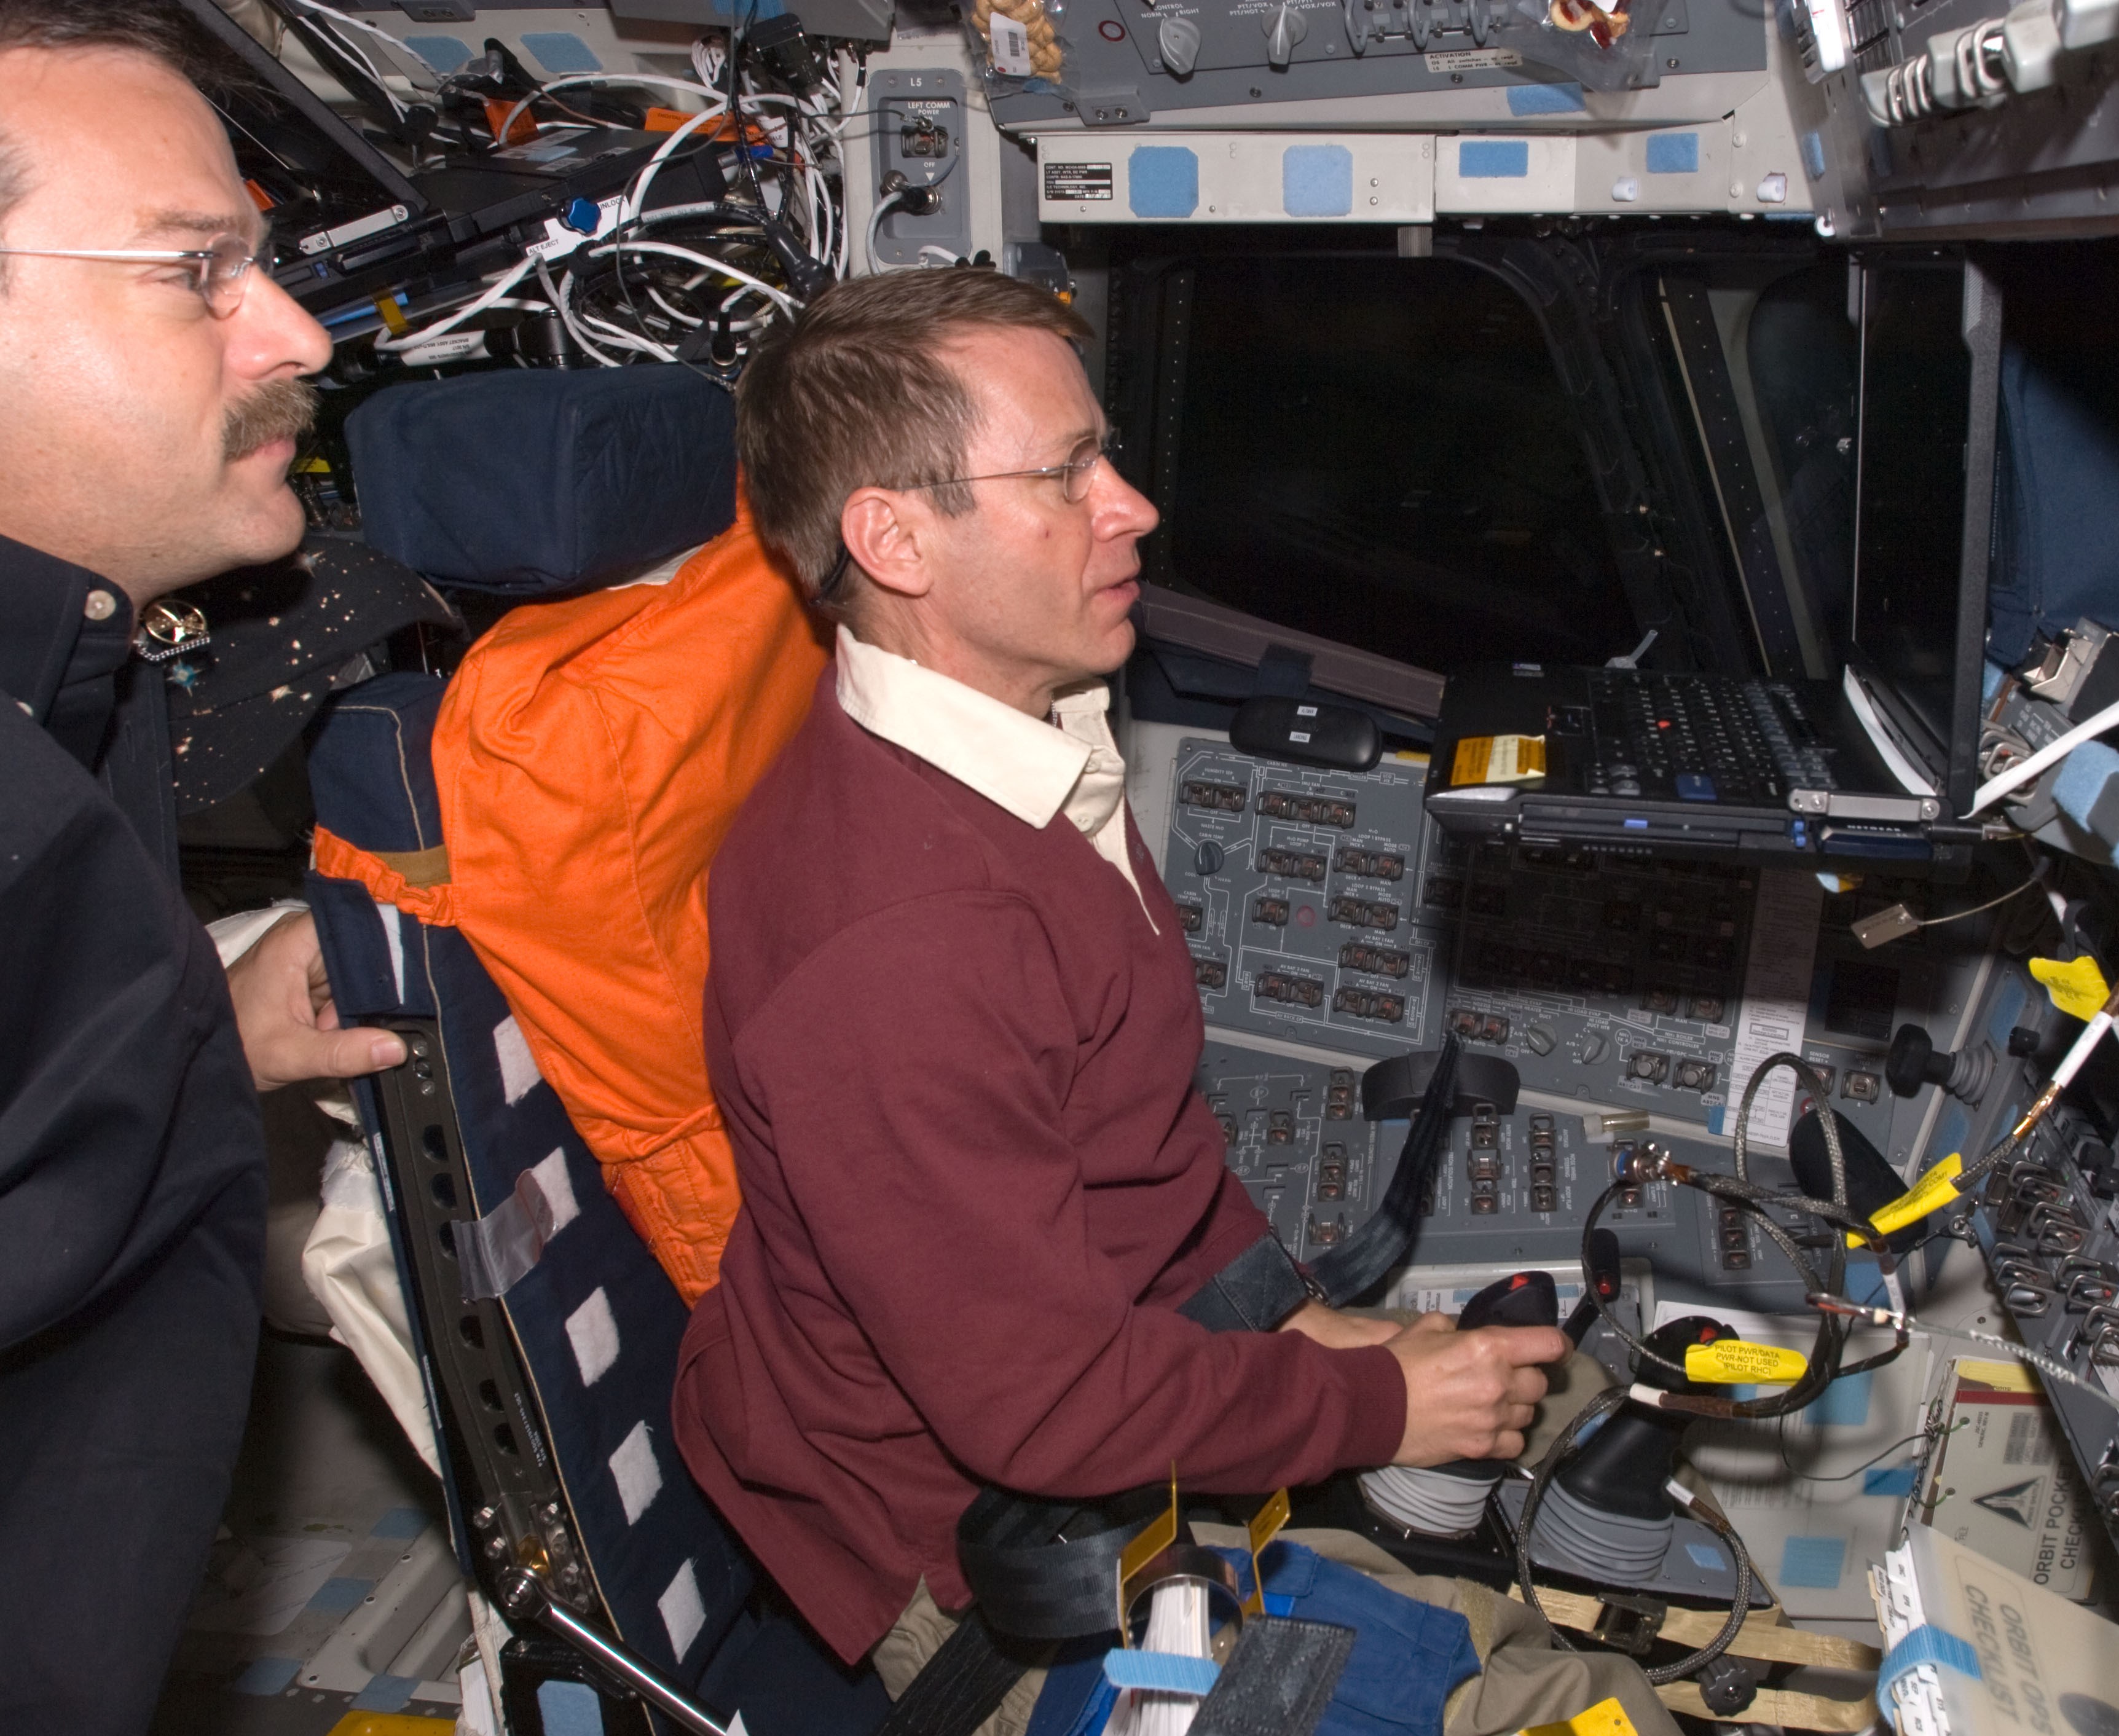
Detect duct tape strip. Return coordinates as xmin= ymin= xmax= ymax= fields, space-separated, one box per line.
xmin=458 ymin=1149 xmax=580 ymax=1302
xmin=1876 ymin=1624 xmax=1983 ymax=1702
xmin=1104 ymin=1651 xmax=1221 ymax=1696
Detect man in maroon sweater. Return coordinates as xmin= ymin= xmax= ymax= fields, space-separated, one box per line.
xmin=671 ymin=272 xmax=1568 ymax=1718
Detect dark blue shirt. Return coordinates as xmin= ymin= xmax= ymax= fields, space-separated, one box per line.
xmin=0 ymin=532 xmax=263 ymax=1348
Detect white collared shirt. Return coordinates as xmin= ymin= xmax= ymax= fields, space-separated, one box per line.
xmin=833 ymin=626 xmax=1154 ymax=926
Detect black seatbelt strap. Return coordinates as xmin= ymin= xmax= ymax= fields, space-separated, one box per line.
xmin=1307 ymin=1035 xmax=1461 ymax=1306
xmin=873 ymin=1608 xmax=1048 ymax=1736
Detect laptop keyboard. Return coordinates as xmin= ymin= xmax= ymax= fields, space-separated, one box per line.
xmin=1585 ymin=672 xmax=1836 ymax=805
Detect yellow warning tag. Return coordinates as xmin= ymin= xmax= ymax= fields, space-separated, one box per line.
xmin=1956 ymin=1358 xmax=2037 ymax=1393
xmin=1520 ymin=1695 xmax=1642 ymax=1736
xmin=2031 ymin=955 xmax=2113 ymax=1021
xmin=1243 ymin=1488 xmax=1291 ymax=1616
xmin=1116 ymin=1464 xmax=1181 ymax=1643
xmin=1683 ymin=1338 xmax=1809 ymax=1384
xmin=1451 ymin=734 xmax=1547 ymax=787
xmin=1846 ymin=1151 xmax=1962 ymax=1246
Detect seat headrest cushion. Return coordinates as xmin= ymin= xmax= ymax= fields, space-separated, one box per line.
xmin=345 ymin=364 xmax=738 ymax=597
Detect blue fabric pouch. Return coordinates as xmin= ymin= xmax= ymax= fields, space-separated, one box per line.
xmin=1024 ymin=1541 xmax=1481 ymax=1736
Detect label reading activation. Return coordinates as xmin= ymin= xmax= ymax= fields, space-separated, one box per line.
xmin=1425 ymin=46 xmax=1523 ymax=69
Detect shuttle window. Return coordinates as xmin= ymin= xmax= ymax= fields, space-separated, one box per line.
xmin=1131 ymin=253 xmax=1638 ymax=672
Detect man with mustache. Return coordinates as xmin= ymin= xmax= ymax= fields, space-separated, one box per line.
xmin=0 ymin=6 xmax=406 ymax=1729
xmin=673 ymin=273 xmax=1570 ymax=1732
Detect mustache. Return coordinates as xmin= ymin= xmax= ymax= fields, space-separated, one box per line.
xmin=224 ymin=379 xmax=320 ymax=462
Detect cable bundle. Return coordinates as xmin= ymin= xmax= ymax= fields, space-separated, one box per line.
xmin=326 ymin=15 xmax=867 ymax=379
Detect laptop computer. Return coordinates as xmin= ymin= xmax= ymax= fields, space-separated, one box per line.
xmin=1425 ymin=254 xmax=2002 ymax=868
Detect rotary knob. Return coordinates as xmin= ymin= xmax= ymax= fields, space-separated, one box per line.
xmin=1156 ymin=11 xmax=1203 ymax=74
xmin=1263 ymin=0 xmax=1308 ymax=66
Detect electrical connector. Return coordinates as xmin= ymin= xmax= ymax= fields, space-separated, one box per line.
xmin=1854 ymin=903 xmax=1922 ymax=949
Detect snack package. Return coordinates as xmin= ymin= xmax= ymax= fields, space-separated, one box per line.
xmin=968 ymin=0 xmax=1068 ymax=89
xmin=1506 ymin=0 xmax=1659 ymax=90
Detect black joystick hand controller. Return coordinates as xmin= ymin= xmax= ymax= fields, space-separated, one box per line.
xmin=1526 ymin=1318 xmax=1736 ymax=1585
xmin=1458 ymin=1269 xmax=1560 ymax=1333
xmin=1885 ymin=1022 xmax=1993 ymax=1105
xmin=1427 ymin=1272 xmax=1562 ymax=1477
xmin=1555 ymin=1316 xmax=1730 ymax=1520
xmin=1357 ymin=1272 xmax=1565 ymax=1538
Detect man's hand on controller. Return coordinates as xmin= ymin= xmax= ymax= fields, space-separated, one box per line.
xmin=1385 ymin=1318 xmax=1568 ymax=1466
xmin=225 ymin=911 xmax=409 ymax=1091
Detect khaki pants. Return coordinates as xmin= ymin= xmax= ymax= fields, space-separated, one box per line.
xmin=871 ymin=1579 xmax=1050 ymax=1736
xmin=872 ymin=1526 xmax=1679 ymax=1736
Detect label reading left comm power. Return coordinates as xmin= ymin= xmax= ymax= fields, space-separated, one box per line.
xmin=1045 ymin=162 xmax=1114 ymax=200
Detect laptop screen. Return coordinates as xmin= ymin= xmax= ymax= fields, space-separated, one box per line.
xmin=1849 ymin=258 xmax=2000 ymax=815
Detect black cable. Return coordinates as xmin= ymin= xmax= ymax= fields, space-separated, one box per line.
xmin=1774 ymin=1420 xmax=1957 ymax=1483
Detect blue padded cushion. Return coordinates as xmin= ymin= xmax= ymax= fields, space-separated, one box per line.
xmin=345 ymin=364 xmax=739 ymax=597
xmin=303 ymin=678 xmax=891 ymax=1731
xmin=1989 ymin=339 xmax=2119 ymax=663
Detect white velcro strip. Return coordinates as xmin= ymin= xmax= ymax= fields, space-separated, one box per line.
xmin=659 ymin=1560 xmax=707 ymax=1660
xmin=380 ymin=903 xmax=406 ymax=1004
xmin=564 ymin=1287 xmax=620 ymax=1386
xmin=530 ymin=1148 xmax=580 ymax=1236
xmin=494 ymin=1015 xmax=541 ymax=1106
xmin=609 ymin=1420 xmax=663 ymax=1526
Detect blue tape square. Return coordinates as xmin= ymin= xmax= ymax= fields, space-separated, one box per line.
xmin=1508 ymin=82 xmax=1586 ymax=114
xmin=520 ymin=32 xmax=603 ymax=74
xmin=231 ymin=1656 xmax=301 ymax=1697
xmin=1686 ymin=1542 xmax=1730 ymax=1573
xmin=1806 ymin=1370 xmax=1874 ymax=1428
xmin=1129 ymin=147 xmax=1200 ymax=218
xmin=404 ymin=36 xmax=473 ymax=74
xmin=538 ymin=1679 xmax=606 ymax=1736
xmin=307 ymin=1576 xmax=374 ymax=1615
xmin=350 ymin=1674 xmax=419 ymax=1713
xmin=371 ymin=1504 xmax=430 ymax=1539
xmin=1780 ymin=1534 xmax=1847 ymax=1589
xmin=1459 ymin=139 xmax=1530 ymax=178
xmin=1645 ymin=132 xmax=1701 ymax=174
xmin=1282 ymin=144 xmax=1354 ymax=217
xmin=1864 ymin=1464 xmax=1920 ymax=1496
xmin=1986 ymin=974 xmax=2029 ymax=1051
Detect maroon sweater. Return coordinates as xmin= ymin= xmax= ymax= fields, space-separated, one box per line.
xmin=672 ymin=672 xmax=1407 ymax=1664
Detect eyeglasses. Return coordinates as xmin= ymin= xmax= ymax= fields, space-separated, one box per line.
xmin=0 ymin=232 xmax=261 ymax=317
xmin=907 ymin=431 xmax=1121 ymax=507
xmin=815 ymin=431 xmax=1125 ymax=603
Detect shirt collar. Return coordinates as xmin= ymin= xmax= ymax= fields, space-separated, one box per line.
xmin=0 ymin=532 xmax=133 ymax=720
xmin=835 ymin=626 xmax=1122 ymax=833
